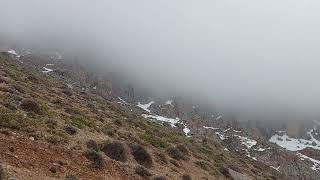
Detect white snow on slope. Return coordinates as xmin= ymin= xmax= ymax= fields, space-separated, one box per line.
xmin=42 ymin=67 xmax=53 ymax=73
xmin=270 ymin=165 xmax=281 ymax=172
xmin=215 ymin=132 xmax=227 ymax=140
xmin=139 ymin=101 xmax=192 ymax=136
xmin=165 ymin=100 xmax=173 ymax=106
xmin=215 ymin=115 xmax=222 ymax=120
xmin=234 ymin=135 xmax=257 ymax=149
xmin=269 ymin=128 xmax=320 ymax=151
xmin=233 ymin=130 xmax=242 ymax=133
xmin=297 ymin=153 xmax=320 ymax=171
xmin=117 ymin=97 xmax=127 ymax=104
xmin=46 ymin=64 xmax=54 ymax=66
xmin=203 ymin=125 xmax=261 ymax=161
xmin=142 ymin=114 xmax=179 ymax=127
xmin=137 ymin=101 xmax=154 ymax=113
xmin=7 ymin=50 xmax=20 ymax=57
xmin=203 ymin=126 xmax=257 ymax=149
xmin=183 ymin=126 xmax=191 ymax=136
xmin=202 ymin=126 xmax=226 ymax=140
xmin=256 ymin=147 xmax=267 ymax=152
xmin=203 ymin=126 xmax=220 ymax=130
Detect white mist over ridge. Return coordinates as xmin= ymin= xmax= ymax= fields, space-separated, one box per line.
xmin=1 ymin=0 xmax=320 ymax=121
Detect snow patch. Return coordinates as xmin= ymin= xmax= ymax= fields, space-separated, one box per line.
xmin=165 ymin=100 xmax=173 ymax=106
xmin=269 ymin=128 xmax=320 ymax=151
xmin=142 ymin=114 xmax=178 ymax=127
xmin=183 ymin=126 xmax=191 ymax=136
xmin=223 ymin=128 xmax=231 ymax=132
xmin=139 ymin=101 xmax=191 ymax=137
xmin=117 ymin=97 xmax=127 ymax=104
xmin=297 ymin=153 xmax=320 ymax=171
xmin=7 ymin=50 xmax=20 ymax=57
xmin=270 ymin=165 xmax=281 ymax=172
xmin=203 ymin=126 xmax=220 ymax=130
xmin=215 ymin=132 xmax=226 ymax=140
xmin=233 ymin=130 xmax=242 ymax=133
xmin=234 ymin=135 xmax=257 ymax=149
xmin=137 ymin=101 xmax=154 ymax=113
xmin=42 ymin=67 xmax=53 ymax=73
xmin=256 ymin=148 xmax=266 ymax=152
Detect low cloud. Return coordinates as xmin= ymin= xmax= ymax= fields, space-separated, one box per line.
xmin=1 ymin=0 xmax=320 ymax=121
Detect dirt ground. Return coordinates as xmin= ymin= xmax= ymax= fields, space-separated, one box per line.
xmin=0 ymin=131 xmax=139 ymax=180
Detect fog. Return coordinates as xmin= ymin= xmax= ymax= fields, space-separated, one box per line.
xmin=1 ymin=0 xmax=320 ymax=121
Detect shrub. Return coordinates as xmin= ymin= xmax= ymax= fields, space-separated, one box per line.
xmin=135 ymin=166 xmax=152 ymax=177
xmin=12 ymin=84 xmax=25 ymax=93
xmin=84 ymin=149 xmax=104 ymax=168
xmin=0 ymin=109 xmax=32 ymax=130
xmin=86 ymin=140 xmax=99 ymax=152
xmin=114 ymin=119 xmax=122 ymax=126
xmin=62 ymin=89 xmax=73 ymax=96
xmin=46 ymin=119 xmax=58 ymax=129
xmin=64 ymin=125 xmax=77 ymax=135
xmin=228 ymin=165 xmax=242 ymax=173
xmin=167 ymin=147 xmax=184 ymax=161
xmin=46 ymin=135 xmax=64 ymax=144
xmin=156 ymin=152 xmax=168 ymax=164
xmin=102 ymin=126 xmax=115 ymax=137
xmin=64 ymin=107 xmax=82 ymax=115
xmin=219 ymin=166 xmax=231 ymax=178
xmin=130 ymin=145 xmax=153 ymax=168
xmin=153 ymin=176 xmax=166 ymax=180
xmin=2 ymin=102 xmax=17 ymax=111
xmin=20 ymin=99 xmax=40 ymax=113
xmin=67 ymin=116 xmax=94 ymax=129
xmin=139 ymin=133 xmax=167 ymax=149
xmin=65 ymin=174 xmax=79 ymax=180
xmin=101 ymin=141 xmax=127 ymax=162
xmin=194 ymin=161 xmax=213 ymax=171
xmin=182 ymin=174 xmax=192 ymax=180
xmin=0 ymin=163 xmax=5 ymax=180
xmin=176 ymin=145 xmax=189 ymax=157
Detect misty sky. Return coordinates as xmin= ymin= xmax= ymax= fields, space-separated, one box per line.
xmin=1 ymin=0 xmax=320 ymax=121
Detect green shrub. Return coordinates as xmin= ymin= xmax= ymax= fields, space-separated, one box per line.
xmin=64 ymin=107 xmax=82 ymax=115
xmin=194 ymin=161 xmax=213 ymax=171
xmin=20 ymin=99 xmax=48 ymax=115
xmin=139 ymin=133 xmax=167 ymax=149
xmin=66 ymin=116 xmax=94 ymax=129
xmin=46 ymin=135 xmax=64 ymax=144
xmin=0 ymin=109 xmax=35 ymax=130
xmin=102 ymin=125 xmax=115 ymax=136
xmin=65 ymin=174 xmax=79 ymax=180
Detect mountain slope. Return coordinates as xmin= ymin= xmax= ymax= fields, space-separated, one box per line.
xmin=0 ymin=50 xmax=319 ymax=180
